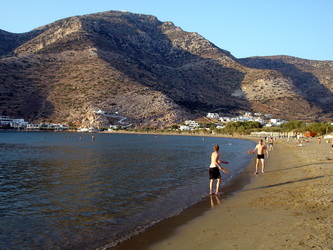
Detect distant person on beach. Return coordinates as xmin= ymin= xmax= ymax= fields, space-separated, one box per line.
xmin=209 ymin=145 xmax=229 ymax=195
xmin=252 ymin=139 xmax=269 ymax=175
xmin=268 ymin=137 xmax=274 ymax=151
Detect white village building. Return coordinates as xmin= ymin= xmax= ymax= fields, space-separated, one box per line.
xmin=206 ymin=113 xmax=220 ymax=119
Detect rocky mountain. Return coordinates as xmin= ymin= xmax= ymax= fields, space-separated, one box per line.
xmin=0 ymin=10 xmax=332 ymax=128
xmin=239 ymin=56 xmax=333 ymax=121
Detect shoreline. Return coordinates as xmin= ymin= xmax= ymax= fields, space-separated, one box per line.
xmin=112 ymin=137 xmax=259 ymax=250
xmin=112 ymin=137 xmax=333 ymax=249
xmin=112 ymin=158 xmax=257 ymax=250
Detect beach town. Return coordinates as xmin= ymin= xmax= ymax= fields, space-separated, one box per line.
xmin=1 ymin=111 xmax=332 ymax=133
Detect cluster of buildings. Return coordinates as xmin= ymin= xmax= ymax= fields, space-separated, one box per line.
xmin=0 ymin=116 xmax=68 ymax=131
xmin=207 ymin=112 xmax=286 ymax=126
xmin=0 ymin=116 xmax=29 ymax=129
xmin=179 ymin=112 xmax=287 ymax=131
xmin=26 ymin=123 xmax=68 ymax=130
xmin=1 ymin=111 xmax=287 ymax=132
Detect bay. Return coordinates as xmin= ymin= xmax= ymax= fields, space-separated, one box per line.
xmin=0 ymin=131 xmax=254 ymax=249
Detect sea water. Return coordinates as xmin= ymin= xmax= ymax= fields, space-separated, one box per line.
xmin=0 ymin=131 xmax=255 ymax=249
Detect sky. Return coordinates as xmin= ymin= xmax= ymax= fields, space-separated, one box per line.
xmin=0 ymin=0 xmax=332 ymax=61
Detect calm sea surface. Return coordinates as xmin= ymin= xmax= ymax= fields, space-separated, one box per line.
xmin=0 ymin=131 xmax=254 ymax=249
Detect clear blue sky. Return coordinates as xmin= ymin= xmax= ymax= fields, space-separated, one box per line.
xmin=1 ymin=0 xmax=332 ymax=60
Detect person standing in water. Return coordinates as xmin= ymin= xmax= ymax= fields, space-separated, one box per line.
xmin=209 ymin=144 xmax=229 ymax=195
xmin=252 ymin=139 xmax=269 ymax=175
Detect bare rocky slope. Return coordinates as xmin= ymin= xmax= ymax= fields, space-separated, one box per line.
xmin=239 ymin=56 xmax=333 ymax=121
xmin=0 ymin=11 xmax=332 ymax=128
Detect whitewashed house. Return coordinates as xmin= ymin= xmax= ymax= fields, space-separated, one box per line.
xmin=207 ymin=113 xmax=220 ymax=119
xmin=11 ymin=119 xmax=29 ymax=128
xmin=179 ymin=125 xmax=191 ymax=131
xmin=184 ymin=120 xmax=199 ymax=129
xmin=0 ymin=116 xmax=12 ymax=126
xmin=255 ymin=117 xmax=265 ymax=125
xmin=0 ymin=116 xmax=29 ymax=128
xmin=219 ymin=117 xmax=231 ymax=122
xmin=270 ymin=119 xmax=286 ymax=126
xmin=94 ymin=109 xmax=105 ymax=114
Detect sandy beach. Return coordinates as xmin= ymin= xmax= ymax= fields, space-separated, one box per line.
xmin=113 ymin=137 xmax=333 ymax=249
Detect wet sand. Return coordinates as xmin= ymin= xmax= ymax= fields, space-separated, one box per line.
xmin=113 ymin=137 xmax=333 ymax=249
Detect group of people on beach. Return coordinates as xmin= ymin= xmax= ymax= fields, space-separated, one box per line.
xmin=209 ymin=139 xmax=269 ymax=195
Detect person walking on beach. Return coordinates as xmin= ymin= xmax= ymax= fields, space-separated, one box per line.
xmin=209 ymin=144 xmax=229 ymax=195
xmin=252 ymin=139 xmax=269 ymax=175
xmin=268 ymin=137 xmax=274 ymax=151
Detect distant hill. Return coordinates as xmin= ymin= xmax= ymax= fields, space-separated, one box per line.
xmin=0 ymin=10 xmax=332 ymax=128
xmin=239 ymin=56 xmax=333 ymax=121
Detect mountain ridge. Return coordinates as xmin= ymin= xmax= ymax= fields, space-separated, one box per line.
xmin=0 ymin=11 xmax=332 ymax=128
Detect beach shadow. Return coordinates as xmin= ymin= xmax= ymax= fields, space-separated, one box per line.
xmin=268 ymin=161 xmax=333 ymax=173
xmin=242 ymin=175 xmax=325 ymax=192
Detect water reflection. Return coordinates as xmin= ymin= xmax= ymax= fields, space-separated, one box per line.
xmin=210 ymin=194 xmax=221 ymax=208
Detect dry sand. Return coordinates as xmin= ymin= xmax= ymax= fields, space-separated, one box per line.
xmin=114 ymin=137 xmax=333 ymax=250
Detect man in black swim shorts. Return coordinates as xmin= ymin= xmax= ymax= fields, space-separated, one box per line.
xmin=209 ymin=166 xmax=221 ymax=179
xmin=257 ymin=153 xmax=265 ymax=159
xmin=252 ymin=139 xmax=269 ymax=175
xmin=209 ymin=145 xmax=229 ymax=195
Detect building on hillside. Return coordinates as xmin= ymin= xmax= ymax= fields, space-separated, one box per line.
xmin=0 ymin=116 xmax=29 ymax=128
xmin=255 ymin=117 xmax=265 ymax=124
xmin=11 ymin=119 xmax=29 ymax=129
xmin=47 ymin=123 xmax=68 ymax=130
xmin=207 ymin=113 xmax=220 ymax=119
xmin=270 ymin=119 xmax=286 ymax=126
xmin=27 ymin=123 xmax=68 ymax=130
xmin=244 ymin=112 xmax=253 ymax=116
xmin=94 ymin=109 xmax=105 ymax=114
xmin=184 ymin=120 xmax=199 ymax=129
xmin=0 ymin=116 xmax=12 ymax=126
xmin=26 ymin=124 xmax=41 ymax=130
xmin=220 ymin=114 xmax=266 ymax=124
xmin=219 ymin=117 xmax=231 ymax=122
xmin=179 ymin=125 xmax=191 ymax=131
xmin=216 ymin=125 xmax=225 ymax=129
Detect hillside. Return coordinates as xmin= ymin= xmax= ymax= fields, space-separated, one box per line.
xmin=0 ymin=11 xmax=332 ymax=128
xmin=239 ymin=56 xmax=333 ymax=121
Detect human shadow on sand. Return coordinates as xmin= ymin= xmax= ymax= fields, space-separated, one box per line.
xmin=268 ymin=161 xmax=333 ymax=173
xmin=241 ymin=175 xmax=326 ymax=192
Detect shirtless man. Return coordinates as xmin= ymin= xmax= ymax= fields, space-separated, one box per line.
xmin=209 ymin=145 xmax=229 ymax=195
xmin=252 ymin=139 xmax=269 ymax=175
xmin=267 ymin=137 xmax=274 ymax=151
